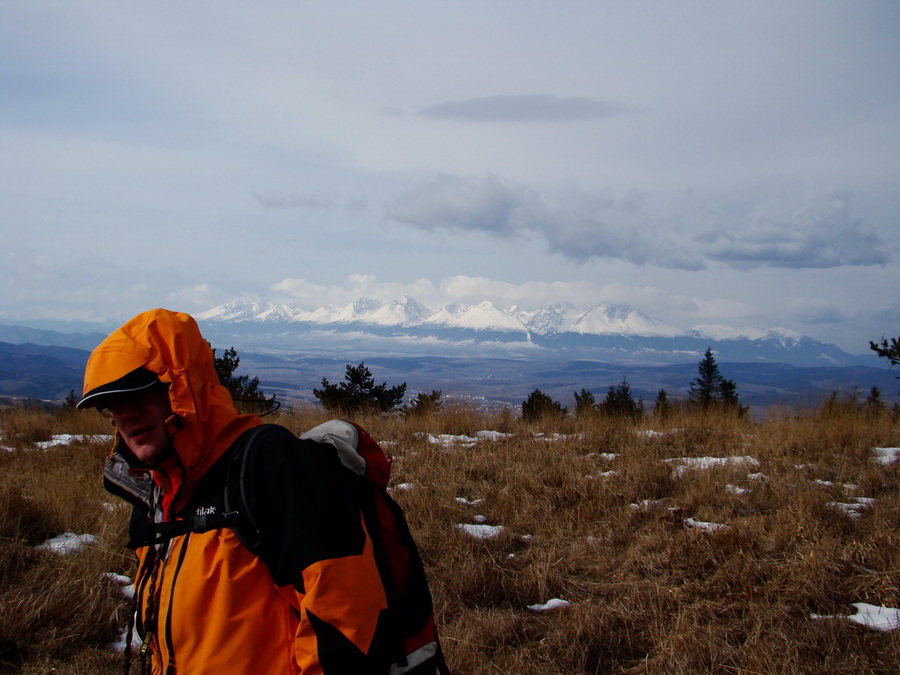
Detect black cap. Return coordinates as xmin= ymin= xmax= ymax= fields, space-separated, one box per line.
xmin=76 ymin=367 xmax=163 ymax=410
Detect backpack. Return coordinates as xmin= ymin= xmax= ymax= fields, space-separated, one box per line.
xmin=146 ymin=420 xmax=450 ymax=675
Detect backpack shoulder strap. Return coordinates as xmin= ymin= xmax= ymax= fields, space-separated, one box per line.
xmin=138 ymin=424 xmax=277 ymax=548
xmin=222 ymin=423 xmax=282 ymax=552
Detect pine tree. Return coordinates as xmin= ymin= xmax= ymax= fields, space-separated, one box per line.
xmin=654 ymin=389 xmax=670 ymax=419
xmin=870 ymin=336 xmax=899 ymax=401
xmin=574 ymin=388 xmax=597 ymax=417
xmin=689 ymin=348 xmax=724 ymax=410
xmin=869 ymin=336 xmax=900 ymax=368
xmin=403 ymin=390 xmax=443 ymax=417
xmin=863 ymin=386 xmax=885 ymax=416
xmin=598 ymin=378 xmax=639 ymax=420
xmin=314 ymin=362 xmax=407 ymax=415
xmin=820 ymin=390 xmax=840 ymax=417
xmin=521 ymin=389 xmax=567 ymax=422
xmin=210 ymin=345 xmax=277 ymax=415
xmin=63 ymin=389 xmax=79 ymax=409
xmin=689 ymin=347 xmax=744 ymax=414
xmin=721 ymin=379 xmax=739 ymax=408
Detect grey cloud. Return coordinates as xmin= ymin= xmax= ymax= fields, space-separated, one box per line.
xmin=418 ymin=94 xmax=637 ymax=123
xmin=388 ymin=175 xmax=705 ymax=270
xmin=792 ymin=300 xmax=848 ymax=325
xmin=700 ymin=192 xmax=891 ymax=269
xmin=388 ymin=174 xmax=535 ymax=234
xmin=541 ymin=223 xmax=704 ymax=269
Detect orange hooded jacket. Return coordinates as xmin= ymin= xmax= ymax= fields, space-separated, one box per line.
xmin=87 ymin=309 xmax=391 ymax=674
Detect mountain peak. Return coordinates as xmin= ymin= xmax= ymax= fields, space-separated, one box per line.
xmin=570 ymin=303 xmax=680 ymax=337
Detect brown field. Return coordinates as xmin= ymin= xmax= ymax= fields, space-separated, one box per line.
xmin=1 ymin=403 xmax=898 ymax=674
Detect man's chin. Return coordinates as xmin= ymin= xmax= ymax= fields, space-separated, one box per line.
xmin=127 ymin=441 xmax=168 ymax=465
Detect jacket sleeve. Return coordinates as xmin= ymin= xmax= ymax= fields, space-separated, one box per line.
xmin=243 ymin=426 xmax=395 ymax=674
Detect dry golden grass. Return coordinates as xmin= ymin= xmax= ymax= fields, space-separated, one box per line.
xmin=1 ymin=403 xmax=898 ymax=673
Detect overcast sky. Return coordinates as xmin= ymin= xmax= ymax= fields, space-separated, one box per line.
xmin=1 ymin=1 xmax=897 ymax=353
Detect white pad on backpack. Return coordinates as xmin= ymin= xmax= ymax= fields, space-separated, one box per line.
xmin=300 ymin=420 xmax=366 ymax=477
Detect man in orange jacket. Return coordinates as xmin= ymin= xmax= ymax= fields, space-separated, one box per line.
xmin=79 ymin=308 xmax=444 ymax=674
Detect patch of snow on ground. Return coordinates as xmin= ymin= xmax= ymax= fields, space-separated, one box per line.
xmin=34 ymin=434 xmax=114 ymax=449
xmin=419 ymin=430 xmax=514 ymax=447
xmin=629 ymin=499 xmax=663 ymax=511
xmin=747 ymin=472 xmax=770 ymax=481
xmin=455 ymin=497 xmax=485 ymax=507
xmin=811 ymin=602 xmax=900 ymax=631
xmin=826 ymin=497 xmax=875 ymax=518
xmin=666 ymin=455 xmax=760 ymax=478
xmin=424 ymin=433 xmax=477 ymax=447
xmin=455 ymin=523 xmax=506 ymax=539
xmin=872 ymin=447 xmax=900 ymax=465
xmin=34 ymin=532 xmax=97 ymax=555
xmin=102 ymin=573 xmax=135 ymax=600
xmin=684 ymin=517 xmax=728 ymax=532
xmin=527 ymin=598 xmax=572 ymax=612
xmin=533 ymin=432 xmax=583 ymax=442
xmin=110 ymin=617 xmax=143 ymax=653
xmin=103 ymin=572 xmax=131 ymax=585
xmin=475 ymin=430 xmax=514 ymax=441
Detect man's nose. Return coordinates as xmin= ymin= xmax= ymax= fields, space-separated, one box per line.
xmin=110 ymin=398 xmax=143 ymax=419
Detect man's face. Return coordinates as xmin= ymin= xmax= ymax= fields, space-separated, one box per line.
xmin=103 ymin=385 xmax=174 ymax=464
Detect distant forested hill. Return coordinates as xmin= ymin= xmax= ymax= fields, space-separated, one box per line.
xmin=0 ymin=342 xmax=89 ymax=401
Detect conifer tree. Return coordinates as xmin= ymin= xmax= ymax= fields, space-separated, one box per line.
xmin=314 ymin=362 xmax=407 ymax=415
xmin=654 ymin=389 xmax=670 ymax=419
xmin=64 ymin=389 xmax=79 ymax=409
xmin=574 ymin=388 xmax=597 ymax=417
xmin=689 ymin=348 xmax=724 ymax=410
xmin=522 ymin=389 xmax=567 ymax=422
xmin=863 ymin=386 xmax=885 ymax=416
xmin=403 ymin=390 xmax=443 ymax=417
xmin=721 ymin=379 xmax=740 ymax=408
xmin=210 ymin=344 xmax=277 ymax=415
xmin=598 ymin=378 xmax=639 ymax=420
xmin=689 ymin=347 xmax=744 ymax=414
xmin=870 ymin=335 xmax=899 ymax=404
xmin=869 ymin=336 xmax=900 ymax=369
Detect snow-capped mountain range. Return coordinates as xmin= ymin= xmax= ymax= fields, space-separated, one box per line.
xmin=199 ymin=297 xmax=793 ymax=342
xmin=0 ymin=298 xmax=886 ymax=406
xmin=194 ymin=297 xmax=865 ymax=367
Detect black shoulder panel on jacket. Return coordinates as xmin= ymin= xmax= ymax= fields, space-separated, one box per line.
xmin=307 ymin=608 xmax=394 ymax=674
xmin=240 ymin=425 xmax=367 ymax=591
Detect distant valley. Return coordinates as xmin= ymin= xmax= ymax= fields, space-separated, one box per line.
xmin=0 ymin=296 xmax=894 ymax=411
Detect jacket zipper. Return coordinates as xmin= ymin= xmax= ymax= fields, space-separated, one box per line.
xmin=134 ymin=554 xmax=154 ymax=639
xmin=136 ymin=487 xmax=167 ymax=663
xmin=163 ymin=531 xmax=191 ymax=675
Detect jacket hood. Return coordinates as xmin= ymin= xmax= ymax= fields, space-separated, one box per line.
xmin=84 ymin=308 xmax=260 ymax=513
